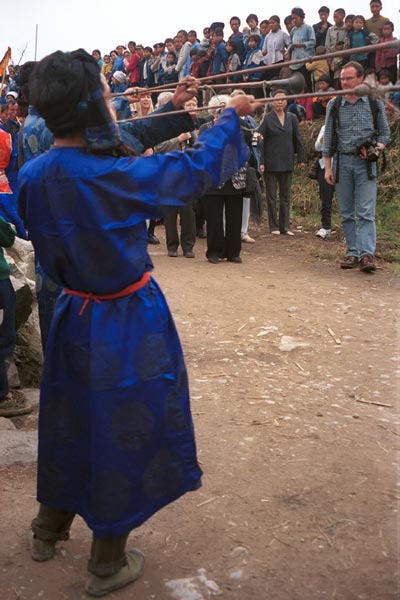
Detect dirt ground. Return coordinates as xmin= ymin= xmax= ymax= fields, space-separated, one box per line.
xmin=0 ymin=226 xmax=399 ymax=600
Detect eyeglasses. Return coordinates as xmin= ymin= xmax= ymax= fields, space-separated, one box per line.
xmin=340 ymin=76 xmax=357 ymax=81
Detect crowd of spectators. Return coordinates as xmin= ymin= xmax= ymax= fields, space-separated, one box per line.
xmin=0 ymin=1 xmax=398 ymax=256
xmin=1 ymin=2 xmax=399 ymax=123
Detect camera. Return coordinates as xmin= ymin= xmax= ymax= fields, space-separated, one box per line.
xmin=356 ymin=138 xmax=380 ymax=162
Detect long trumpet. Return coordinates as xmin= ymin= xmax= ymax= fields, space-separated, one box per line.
xmin=117 ymin=82 xmax=400 ymax=123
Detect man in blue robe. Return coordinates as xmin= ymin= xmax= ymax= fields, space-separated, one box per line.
xmin=18 ymin=49 xmax=258 ymax=597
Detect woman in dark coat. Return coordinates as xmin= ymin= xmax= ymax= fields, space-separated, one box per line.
xmin=259 ymin=90 xmax=305 ymax=235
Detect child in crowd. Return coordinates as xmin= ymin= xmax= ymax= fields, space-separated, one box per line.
xmin=344 ymin=14 xmax=355 ymax=33
xmin=377 ymin=69 xmax=395 ymax=104
xmin=244 ymin=14 xmax=261 ymax=47
xmin=375 ymin=21 xmax=398 ymax=83
xmin=158 ymin=52 xmax=178 ymax=84
xmin=306 ymin=45 xmax=330 ymax=88
xmin=226 ymin=40 xmax=242 ymax=83
xmin=311 ymin=74 xmax=335 ymax=118
xmin=331 ymin=40 xmax=345 ymax=89
xmin=242 ymin=34 xmax=264 ymax=96
xmin=347 ymin=15 xmax=379 ymax=69
xmin=101 ymin=55 xmax=112 ymax=82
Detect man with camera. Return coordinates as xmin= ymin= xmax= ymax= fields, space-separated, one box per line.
xmin=323 ymin=61 xmax=390 ymax=272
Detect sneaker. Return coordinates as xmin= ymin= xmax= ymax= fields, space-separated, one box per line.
xmin=282 ymin=231 xmax=294 ymax=236
xmin=0 ymin=390 xmax=33 ymax=418
xmin=316 ymin=228 xmax=331 ymax=239
xmin=167 ymin=250 xmax=178 ymax=257
xmin=183 ymin=251 xmax=195 ymax=258
xmin=29 ymin=532 xmax=56 ymax=562
xmin=241 ymin=234 xmax=255 ymax=243
xmin=85 ymin=549 xmax=145 ymax=597
xmin=271 ymin=230 xmax=280 ymax=235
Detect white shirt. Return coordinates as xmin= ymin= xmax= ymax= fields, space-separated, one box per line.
xmin=262 ymin=30 xmax=290 ymax=66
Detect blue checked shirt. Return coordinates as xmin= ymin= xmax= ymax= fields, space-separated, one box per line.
xmin=322 ymin=96 xmax=390 ymax=156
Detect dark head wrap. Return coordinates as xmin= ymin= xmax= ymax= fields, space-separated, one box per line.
xmin=29 ymin=48 xmax=126 ymax=154
xmin=18 ymin=61 xmax=37 ymax=106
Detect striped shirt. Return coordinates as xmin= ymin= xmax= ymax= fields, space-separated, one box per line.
xmin=322 ymin=96 xmax=390 ymax=156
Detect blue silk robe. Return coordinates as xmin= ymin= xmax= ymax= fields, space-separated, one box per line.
xmin=18 ymin=108 xmax=248 ymax=538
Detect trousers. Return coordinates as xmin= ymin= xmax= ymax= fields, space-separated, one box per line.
xmin=31 ymin=504 xmax=129 ymax=576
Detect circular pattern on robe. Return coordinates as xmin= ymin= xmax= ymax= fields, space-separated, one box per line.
xmin=110 ymin=401 xmax=154 ymax=451
xmin=165 ymin=387 xmax=188 ymax=433
xmin=35 ymin=272 xmax=43 ymax=293
xmin=142 ymin=449 xmax=184 ymax=500
xmin=38 ymin=462 xmax=68 ymax=503
xmin=91 ymin=342 xmax=121 ymax=390
xmin=40 ymin=395 xmax=81 ymax=444
xmin=45 ymin=276 xmax=59 ymax=292
xmin=63 ymin=342 xmax=90 ymax=386
xmin=89 ymin=470 xmax=132 ymax=522
xmin=136 ymin=332 xmax=171 ymax=380
xmin=27 ymin=134 xmax=39 ymax=155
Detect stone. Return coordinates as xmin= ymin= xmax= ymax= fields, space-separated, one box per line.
xmin=0 ymin=430 xmax=38 ymax=465
xmin=279 ymin=336 xmax=310 ymax=352
xmin=0 ymin=416 xmax=17 ymax=431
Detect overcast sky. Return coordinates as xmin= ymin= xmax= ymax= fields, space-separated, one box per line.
xmin=7 ymin=0 xmax=398 ymax=64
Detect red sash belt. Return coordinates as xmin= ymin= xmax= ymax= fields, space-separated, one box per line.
xmin=63 ymin=271 xmax=151 ymax=316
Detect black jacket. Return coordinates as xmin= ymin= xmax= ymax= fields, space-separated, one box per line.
xmin=259 ymin=111 xmax=305 ymax=172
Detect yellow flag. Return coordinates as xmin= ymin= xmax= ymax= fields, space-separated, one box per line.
xmin=0 ymin=47 xmax=12 ymax=78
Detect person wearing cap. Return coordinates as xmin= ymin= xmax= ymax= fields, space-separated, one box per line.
xmin=19 ymin=48 xmax=259 ymax=597
xmin=5 ymin=91 xmax=18 ymax=103
xmin=313 ymin=6 xmax=332 ymax=47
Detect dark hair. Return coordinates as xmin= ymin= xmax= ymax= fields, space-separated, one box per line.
xmin=166 ymin=51 xmax=176 ymax=59
xmin=370 ymin=0 xmax=382 ymax=4
xmin=345 ymin=14 xmax=355 ymax=21
xmin=92 ymin=49 xmax=101 ymax=56
xmin=334 ymin=8 xmax=346 ymax=16
xmin=249 ymin=34 xmax=261 ymax=45
xmin=291 ymin=7 xmax=305 ymax=19
xmin=272 ymin=89 xmax=289 ymax=97
xmin=319 ymin=6 xmax=330 ymax=13
xmin=353 ymin=15 xmax=366 ymax=25
xmin=128 ymin=41 xmax=136 ymax=46
xmin=226 ymin=39 xmax=238 ymax=52
xmin=284 ymin=15 xmax=294 ymax=26
xmin=342 ymin=60 xmax=364 ymax=77
xmin=0 ymin=104 xmax=9 ymax=116
xmin=198 ymin=49 xmax=208 ymax=58
xmin=29 ymin=50 xmax=102 ymax=138
xmin=188 ymin=30 xmax=197 ymax=37
xmin=165 ymin=37 xmax=173 ymax=44
xmin=177 ymin=30 xmax=188 ymax=39
xmin=246 ymin=13 xmax=259 ymax=24
xmin=18 ymin=61 xmax=37 ymax=104
xmin=318 ymin=74 xmax=331 ymax=83
xmin=382 ymin=20 xmax=394 ymax=31
xmin=269 ymin=15 xmax=281 ymax=25
xmin=213 ymin=28 xmax=224 ymax=37
xmin=189 ymin=48 xmax=199 ymax=57
xmin=144 ymin=46 xmax=153 ymax=53
xmin=203 ymin=27 xmax=210 ymax=34
xmin=230 ymin=16 xmax=241 ymax=24
xmin=377 ymin=68 xmax=390 ymax=77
